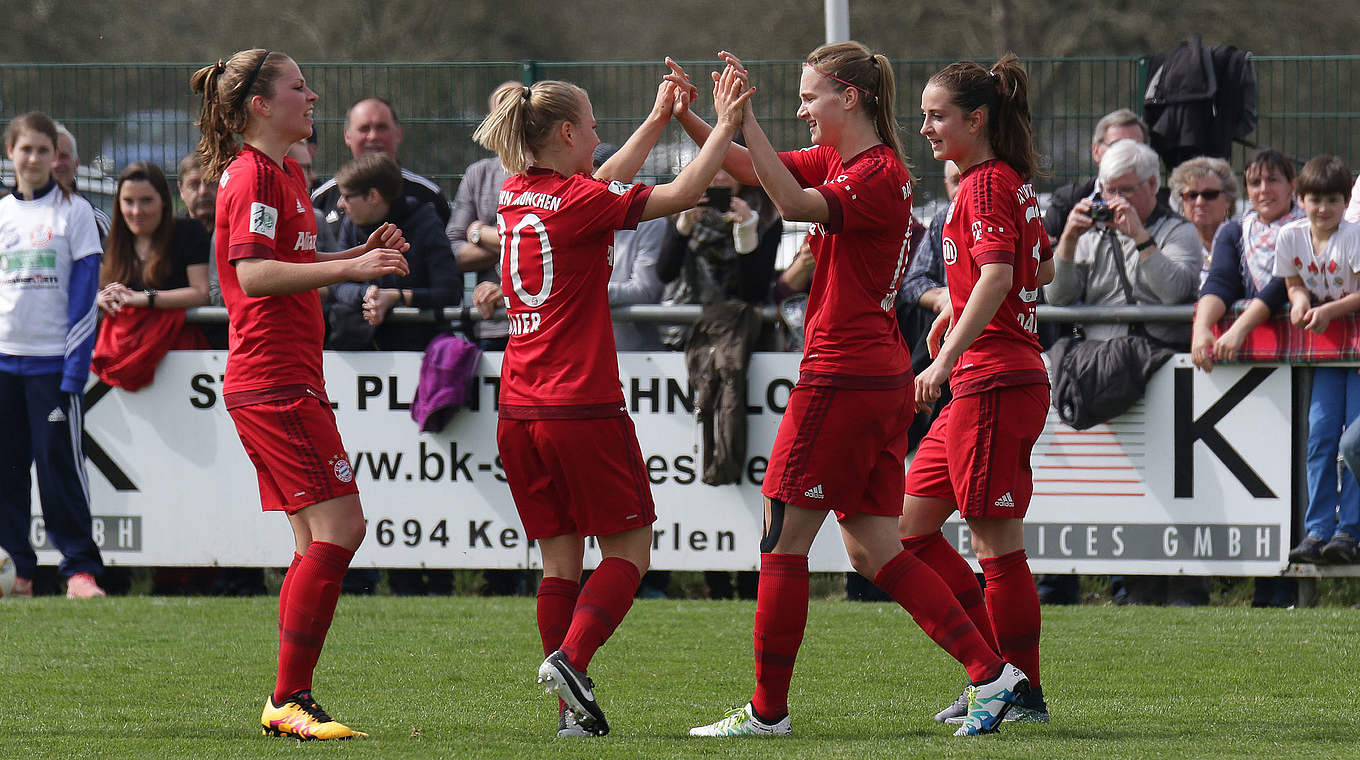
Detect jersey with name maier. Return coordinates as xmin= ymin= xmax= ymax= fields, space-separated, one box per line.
xmin=779 ymin=144 xmax=914 ymax=387
xmin=496 ymin=168 xmax=652 ymax=417
xmin=215 ymin=144 xmax=326 ymax=405
xmin=942 ymin=159 xmax=1051 ymax=397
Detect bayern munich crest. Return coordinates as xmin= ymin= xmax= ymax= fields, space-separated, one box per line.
xmin=331 ymin=455 xmax=354 ymax=483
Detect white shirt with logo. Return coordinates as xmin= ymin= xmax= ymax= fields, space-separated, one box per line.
xmin=0 ymin=189 xmax=101 ymax=357
xmin=1273 ymin=218 xmax=1360 ymax=303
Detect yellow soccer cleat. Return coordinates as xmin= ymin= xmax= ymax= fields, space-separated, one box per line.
xmin=260 ymin=690 xmax=369 ymax=741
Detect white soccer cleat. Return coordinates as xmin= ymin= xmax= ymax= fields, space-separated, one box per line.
xmin=952 ymin=663 xmax=1029 ymax=736
xmin=689 ymin=703 xmax=791 ymax=737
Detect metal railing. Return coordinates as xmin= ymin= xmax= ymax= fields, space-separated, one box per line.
xmin=185 ymin=303 xmax=1195 ymax=326
xmin=3 ymin=55 xmax=1356 ymax=213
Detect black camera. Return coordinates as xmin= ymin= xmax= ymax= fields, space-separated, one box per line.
xmin=701 ymin=186 xmax=732 ymax=210
xmin=1089 ymin=198 xmax=1114 ymax=223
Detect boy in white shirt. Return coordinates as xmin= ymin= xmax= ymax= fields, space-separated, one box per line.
xmin=1276 ymin=155 xmax=1360 ymax=564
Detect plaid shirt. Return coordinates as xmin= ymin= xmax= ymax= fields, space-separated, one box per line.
xmin=1211 ymin=301 xmax=1360 ymax=362
xmin=900 ymin=211 xmax=946 ymax=307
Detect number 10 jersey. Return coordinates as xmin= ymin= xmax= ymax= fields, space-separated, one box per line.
xmin=495 ymin=167 xmax=653 ymax=418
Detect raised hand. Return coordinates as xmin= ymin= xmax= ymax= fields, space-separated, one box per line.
xmin=364 ymin=222 xmax=410 ymax=256
xmin=712 ymin=64 xmax=755 ymax=129
xmin=648 ymin=78 xmax=679 ymax=123
xmin=716 ymin=51 xmax=750 ymax=82
xmin=663 ymin=57 xmax=699 ymax=117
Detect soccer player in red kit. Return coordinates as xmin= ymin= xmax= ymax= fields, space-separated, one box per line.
xmin=677 ymin=43 xmax=1027 ymax=739
xmin=191 ymin=49 xmax=409 ymax=740
xmin=904 ymin=54 xmax=1054 ymax=732
xmin=471 ymin=65 xmax=752 ymax=737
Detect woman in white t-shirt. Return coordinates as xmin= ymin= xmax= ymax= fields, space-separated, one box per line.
xmin=0 ymin=111 xmax=106 ymax=599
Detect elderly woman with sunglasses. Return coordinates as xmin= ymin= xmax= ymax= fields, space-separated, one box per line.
xmin=1169 ymin=157 xmax=1238 ymax=281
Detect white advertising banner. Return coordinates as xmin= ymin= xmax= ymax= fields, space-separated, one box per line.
xmin=33 ymin=352 xmax=1292 ymax=575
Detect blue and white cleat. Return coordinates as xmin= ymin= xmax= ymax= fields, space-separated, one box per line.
xmin=952 ymin=663 xmax=1029 ymax=736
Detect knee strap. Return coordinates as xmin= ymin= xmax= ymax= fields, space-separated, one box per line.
xmin=760 ymin=499 xmax=786 ymax=554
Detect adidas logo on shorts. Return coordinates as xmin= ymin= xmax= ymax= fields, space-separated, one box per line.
xmin=993 ymin=492 xmax=1015 ymax=508
xmin=47 ymin=407 xmax=67 ymax=423
xmin=804 ymin=484 xmax=825 ymax=500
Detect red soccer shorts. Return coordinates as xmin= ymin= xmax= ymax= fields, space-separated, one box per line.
xmin=763 ymin=384 xmax=913 ymax=519
xmin=905 ymin=383 xmax=1049 ymax=518
xmin=497 ymin=415 xmax=656 ymax=540
xmin=228 ymin=395 xmax=359 ymax=514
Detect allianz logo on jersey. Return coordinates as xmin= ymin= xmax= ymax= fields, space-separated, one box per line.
xmin=293 ymin=231 xmax=317 ymax=252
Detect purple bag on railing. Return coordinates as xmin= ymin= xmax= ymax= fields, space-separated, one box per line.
xmin=410 ymin=334 xmax=483 ymax=433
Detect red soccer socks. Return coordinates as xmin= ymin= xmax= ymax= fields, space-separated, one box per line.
xmin=274 ymin=541 xmax=353 ymax=703
xmin=558 ymin=557 xmax=640 ymax=672
xmin=902 ymin=532 xmax=999 ymax=650
xmin=751 ymin=552 xmax=809 ymax=721
xmin=980 ymin=549 xmax=1041 ymax=689
xmin=875 ymin=549 xmax=1003 ymax=683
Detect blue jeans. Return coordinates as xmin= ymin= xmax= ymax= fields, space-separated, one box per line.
xmin=1341 ymin=410 xmax=1360 ymax=495
xmin=1304 ymin=368 xmax=1360 ymax=540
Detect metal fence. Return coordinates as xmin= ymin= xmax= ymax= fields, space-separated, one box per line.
xmin=1 ymin=56 xmax=1356 ymax=213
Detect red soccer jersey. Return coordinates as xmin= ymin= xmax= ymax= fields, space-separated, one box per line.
xmin=942 ymin=159 xmax=1051 ymax=397
xmin=779 ymin=144 xmax=914 ymax=387
xmin=215 ymin=144 xmax=326 ymax=407
xmin=495 ymin=168 xmax=653 ymax=418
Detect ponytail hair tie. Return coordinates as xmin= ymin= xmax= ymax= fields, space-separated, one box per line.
xmin=521 ymin=86 xmax=532 ymax=102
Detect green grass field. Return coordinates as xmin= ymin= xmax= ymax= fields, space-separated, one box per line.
xmin=2 ymin=596 xmax=1357 ymax=759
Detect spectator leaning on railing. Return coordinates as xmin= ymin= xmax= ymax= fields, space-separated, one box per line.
xmin=92 ymin=161 xmax=211 ymax=390
xmin=1277 ymin=156 xmax=1360 ymax=566
xmin=1190 ymin=149 xmax=1305 ymax=372
xmin=1045 ymin=138 xmax=1202 ymax=350
xmin=329 ymin=153 xmax=460 ymax=353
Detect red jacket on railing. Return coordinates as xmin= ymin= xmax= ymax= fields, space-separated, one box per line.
xmin=91 ymin=306 xmax=208 ymax=391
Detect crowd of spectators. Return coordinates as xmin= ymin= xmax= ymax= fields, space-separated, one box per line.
xmin=17 ymin=91 xmax=1360 ymax=604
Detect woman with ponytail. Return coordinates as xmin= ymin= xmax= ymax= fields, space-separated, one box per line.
xmin=471 ymin=65 xmax=752 ymax=738
xmin=190 ymin=48 xmax=410 ymax=741
xmin=679 ymin=44 xmax=1024 ymax=740
xmin=902 ymin=53 xmax=1052 ymax=730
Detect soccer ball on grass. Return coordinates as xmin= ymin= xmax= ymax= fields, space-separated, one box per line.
xmin=0 ymin=547 xmax=17 ymax=598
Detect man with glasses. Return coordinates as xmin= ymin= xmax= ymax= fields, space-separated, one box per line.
xmin=1045 ymin=138 xmax=1202 ymax=349
xmin=1044 ymin=109 xmax=1156 ymax=245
